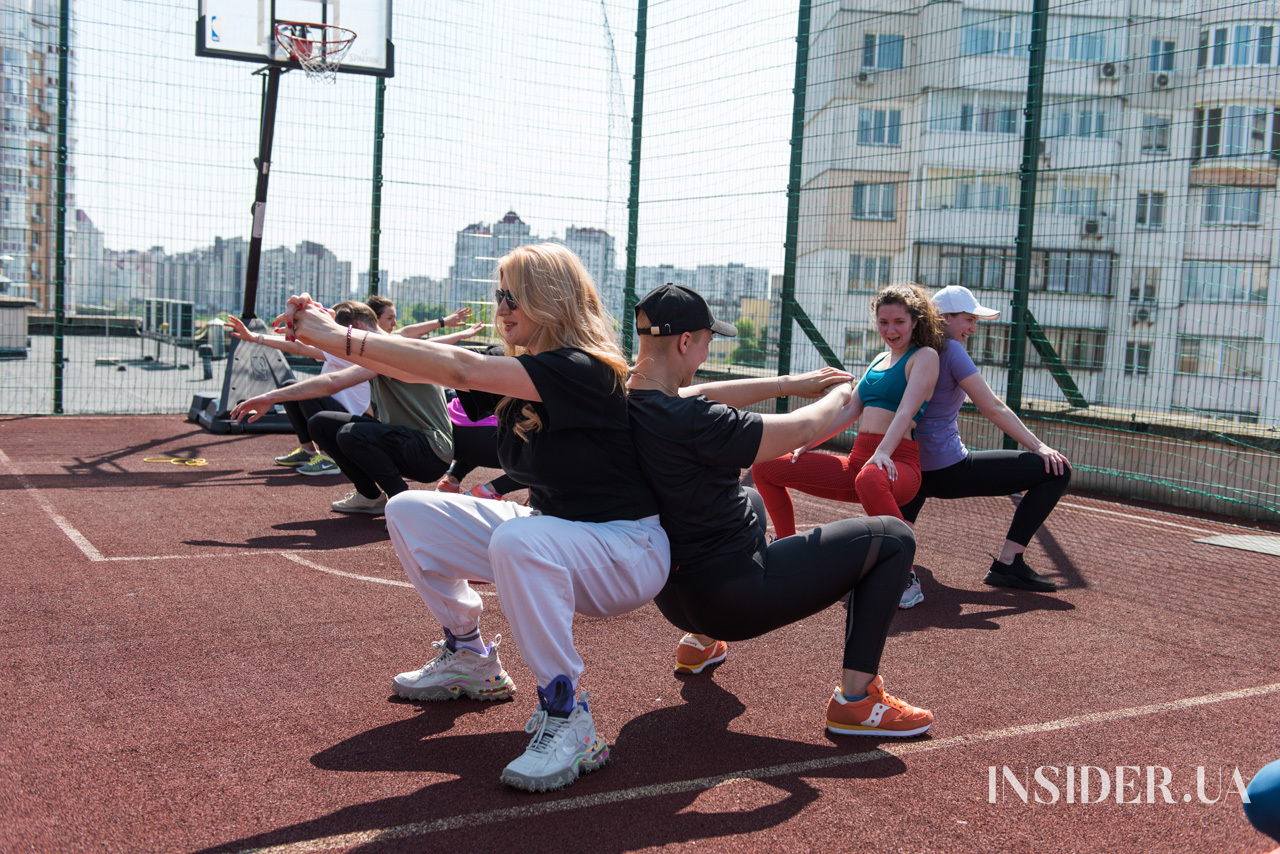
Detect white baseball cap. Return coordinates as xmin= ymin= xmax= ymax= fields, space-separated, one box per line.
xmin=933 ymin=285 xmax=1001 ymax=319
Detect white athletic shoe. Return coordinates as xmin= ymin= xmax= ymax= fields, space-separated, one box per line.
xmin=392 ymin=636 xmax=516 ymax=702
xmin=899 ymin=570 xmax=924 ymax=609
xmin=330 ymin=489 xmax=388 ymax=515
xmin=500 ymin=690 xmax=609 ymax=792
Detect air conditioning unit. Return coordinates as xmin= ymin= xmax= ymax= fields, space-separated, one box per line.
xmin=1081 ymin=217 xmax=1105 ymax=236
xmin=856 ymin=71 xmax=873 ymax=85
xmin=1131 ymin=302 xmax=1157 ymax=324
xmin=1098 ymin=62 xmax=1121 ymax=80
xmin=1151 ymin=71 xmax=1171 ymax=89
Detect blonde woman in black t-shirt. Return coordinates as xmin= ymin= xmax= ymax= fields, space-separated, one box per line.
xmin=281 ymin=244 xmax=669 ymax=793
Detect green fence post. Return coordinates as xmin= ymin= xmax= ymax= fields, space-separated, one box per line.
xmin=1006 ymin=0 xmax=1049 ymax=448
xmin=53 ymin=0 xmax=70 ymax=414
xmin=622 ymin=0 xmax=647 ymax=360
xmin=777 ymin=0 xmax=811 ymax=413
xmin=369 ymin=77 xmax=386 ymax=297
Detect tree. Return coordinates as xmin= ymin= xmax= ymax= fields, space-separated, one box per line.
xmin=730 ymin=318 xmax=766 ymax=366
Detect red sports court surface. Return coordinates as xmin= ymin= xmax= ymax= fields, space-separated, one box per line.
xmin=2 ymin=414 xmax=1277 ymax=854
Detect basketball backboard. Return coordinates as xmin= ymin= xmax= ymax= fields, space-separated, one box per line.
xmin=196 ymin=0 xmax=393 ymax=78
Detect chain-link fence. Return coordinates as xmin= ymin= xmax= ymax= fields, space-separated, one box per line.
xmin=1 ymin=0 xmax=1276 ymax=519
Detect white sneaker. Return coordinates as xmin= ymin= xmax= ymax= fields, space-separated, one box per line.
xmin=330 ymin=489 xmax=388 ymax=515
xmin=500 ymin=690 xmax=609 ymax=792
xmin=899 ymin=570 xmax=924 ymax=609
xmin=392 ymin=635 xmax=516 ymax=702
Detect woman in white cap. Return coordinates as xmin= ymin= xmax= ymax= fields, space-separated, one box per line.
xmin=897 ymin=284 xmax=1071 ymax=606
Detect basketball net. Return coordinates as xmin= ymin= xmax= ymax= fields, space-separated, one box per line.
xmin=274 ymin=22 xmax=356 ymax=83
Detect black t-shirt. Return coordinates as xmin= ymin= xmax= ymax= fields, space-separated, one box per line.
xmin=627 ymin=389 xmax=765 ymax=565
xmin=458 ymin=348 xmax=659 ymax=524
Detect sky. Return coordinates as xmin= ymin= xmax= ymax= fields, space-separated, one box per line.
xmin=71 ymin=0 xmax=805 ymax=284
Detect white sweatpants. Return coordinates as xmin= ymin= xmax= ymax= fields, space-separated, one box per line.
xmin=385 ymin=490 xmax=671 ymax=690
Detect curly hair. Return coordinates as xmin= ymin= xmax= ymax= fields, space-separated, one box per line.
xmin=871 ymin=283 xmax=945 ymax=352
xmin=494 ymin=243 xmax=627 ymax=440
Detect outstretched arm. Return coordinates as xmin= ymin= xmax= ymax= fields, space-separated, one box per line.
xmin=432 ymin=322 xmax=485 ymax=347
xmin=228 ymin=363 xmax=376 ymax=424
xmin=753 ymin=381 xmax=854 ymax=463
xmin=227 ymin=314 xmax=326 ymax=361
xmin=683 ymin=367 xmax=853 ymax=408
xmin=397 ymin=306 xmax=474 ymax=339
xmin=282 ymin=294 xmax=539 ymax=401
xmin=960 ymin=372 xmax=1070 ymax=474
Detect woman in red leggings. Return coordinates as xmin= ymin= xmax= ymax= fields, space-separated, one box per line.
xmin=752 ymin=284 xmax=942 ymax=539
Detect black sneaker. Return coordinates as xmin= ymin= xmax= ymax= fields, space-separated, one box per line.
xmin=983 ymin=555 xmax=1058 ymax=592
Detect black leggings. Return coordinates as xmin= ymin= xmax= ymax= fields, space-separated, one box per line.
xmin=447 ymin=424 xmax=523 ymax=495
xmin=899 ymin=450 xmax=1071 ymax=546
xmin=308 ymin=411 xmax=450 ymax=499
xmin=654 ymin=489 xmax=913 ymax=675
xmin=281 ymin=383 xmax=345 ymax=446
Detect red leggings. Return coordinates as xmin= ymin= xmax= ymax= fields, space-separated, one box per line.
xmin=751 ymin=432 xmax=921 ymax=538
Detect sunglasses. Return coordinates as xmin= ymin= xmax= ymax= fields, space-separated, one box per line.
xmin=494 ymin=288 xmax=519 ymax=310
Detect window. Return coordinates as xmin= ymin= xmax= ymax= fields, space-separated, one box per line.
xmin=849 ymin=255 xmax=891 ymax=291
xmin=1193 ymin=105 xmax=1280 ymax=158
xmin=1033 ymin=250 xmax=1113 ymax=295
xmin=857 ymin=108 xmax=902 ymax=146
xmin=1182 ymin=261 xmax=1268 ymax=302
xmin=1031 ymin=327 xmax=1107 ymax=370
xmin=1141 ymin=115 xmax=1170 ymax=153
xmin=929 ymin=91 xmax=1021 ymax=135
xmin=863 ymin=33 xmax=904 ymax=70
xmin=845 ymin=329 xmax=884 ymax=366
xmin=961 ymin=12 xmax=1031 ymax=56
xmin=1045 ymin=99 xmax=1112 ymax=139
xmin=1204 ymin=186 xmax=1262 ymax=224
xmin=1198 ymin=24 xmax=1279 ymax=68
xmin=1149 ymin=39 xmax=1176 ymax=71
xmin=1136 ymin=192 xmax=1165 ymax=229
xmin=924 ymin=168 xmax=1015 ymax=211
xmin=852 ymin=183 xmax=896 ymax=220
xmin=1046 ymin=17 xmax=1122 ymax=63
xmin=970 ymin=323 xmax=1011 ymax=366
xmin=1176 ymin=337 xmax=1264 ymax=377
xmin=1131 ymin=266 xmax=1159 ymax=302
xmin=1124 ymin=342 xmax=1152 ymax=376
xmin=913 ymin=243 xmax=1012 ymax=291
xmin=1036 ymin=174 xmax=1109 ymax=217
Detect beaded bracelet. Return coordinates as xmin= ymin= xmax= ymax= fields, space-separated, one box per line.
xmin=346 ymin=325 xmax=352 ymax=356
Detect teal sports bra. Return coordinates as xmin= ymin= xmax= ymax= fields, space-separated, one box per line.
xmin=856 ymin=347 xmax=928 ymax=422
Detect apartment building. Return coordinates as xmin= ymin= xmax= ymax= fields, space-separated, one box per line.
xmin=798 ymin=0 xmax=1279 ymax=424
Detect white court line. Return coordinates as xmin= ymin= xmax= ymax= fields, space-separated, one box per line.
xmin=282 ymin=552 xmax=414 ymax=589
xmin=281 ymin=552 xmax=497 ymax=596
xmin=1057 ymin=501 xmax=1220 ymax=536
xmin=0 ymin=446 xmax=105 ymax=561
xmin=231 ymin=680 xmax=1280 ymax=854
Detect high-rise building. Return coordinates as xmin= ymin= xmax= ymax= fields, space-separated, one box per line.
xmin=1 ymin=0 xmax=78 ymax=308
xmin=798 ymin=0 xmax=1278 ymax=424
xmin=449 ymin=211 xmax=534 ymax=305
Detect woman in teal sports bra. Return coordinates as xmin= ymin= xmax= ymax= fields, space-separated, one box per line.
xmin=752 ymin=283 xmax=943 ymax=539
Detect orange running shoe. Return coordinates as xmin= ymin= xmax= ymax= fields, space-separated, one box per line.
xmin=825 ymin=674 xmax=933 ymax=737
xmin=436 ymin=475 xmax=462 ymax=494
xmin=674 ymin=634 xmax=728 ymax=674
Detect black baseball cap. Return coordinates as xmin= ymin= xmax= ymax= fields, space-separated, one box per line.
xmin=634 ymin=284 xmax=737 ymax=338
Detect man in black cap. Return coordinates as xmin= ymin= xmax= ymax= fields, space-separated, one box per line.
xmin=627 ymin=283 xmax=934 ymax=737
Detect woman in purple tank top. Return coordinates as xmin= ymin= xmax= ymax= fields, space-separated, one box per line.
xmin=897 ymin=285 xmax=1071 ymax=607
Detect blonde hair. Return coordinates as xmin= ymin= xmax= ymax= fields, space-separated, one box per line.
xmin=494 ymin=243 xmax=627 ymax=439
xmin=871 ymin=283 xmax=945 ymax=352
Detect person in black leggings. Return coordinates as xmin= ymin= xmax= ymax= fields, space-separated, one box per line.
xmin=627 ymin=284 xmax=933 ymax=737
xmin=898 ymin=285 xmax=1071 ymax=600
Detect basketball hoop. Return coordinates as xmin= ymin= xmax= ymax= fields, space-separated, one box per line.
xmin=274 ymin=21 xmax=356 ymax=83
